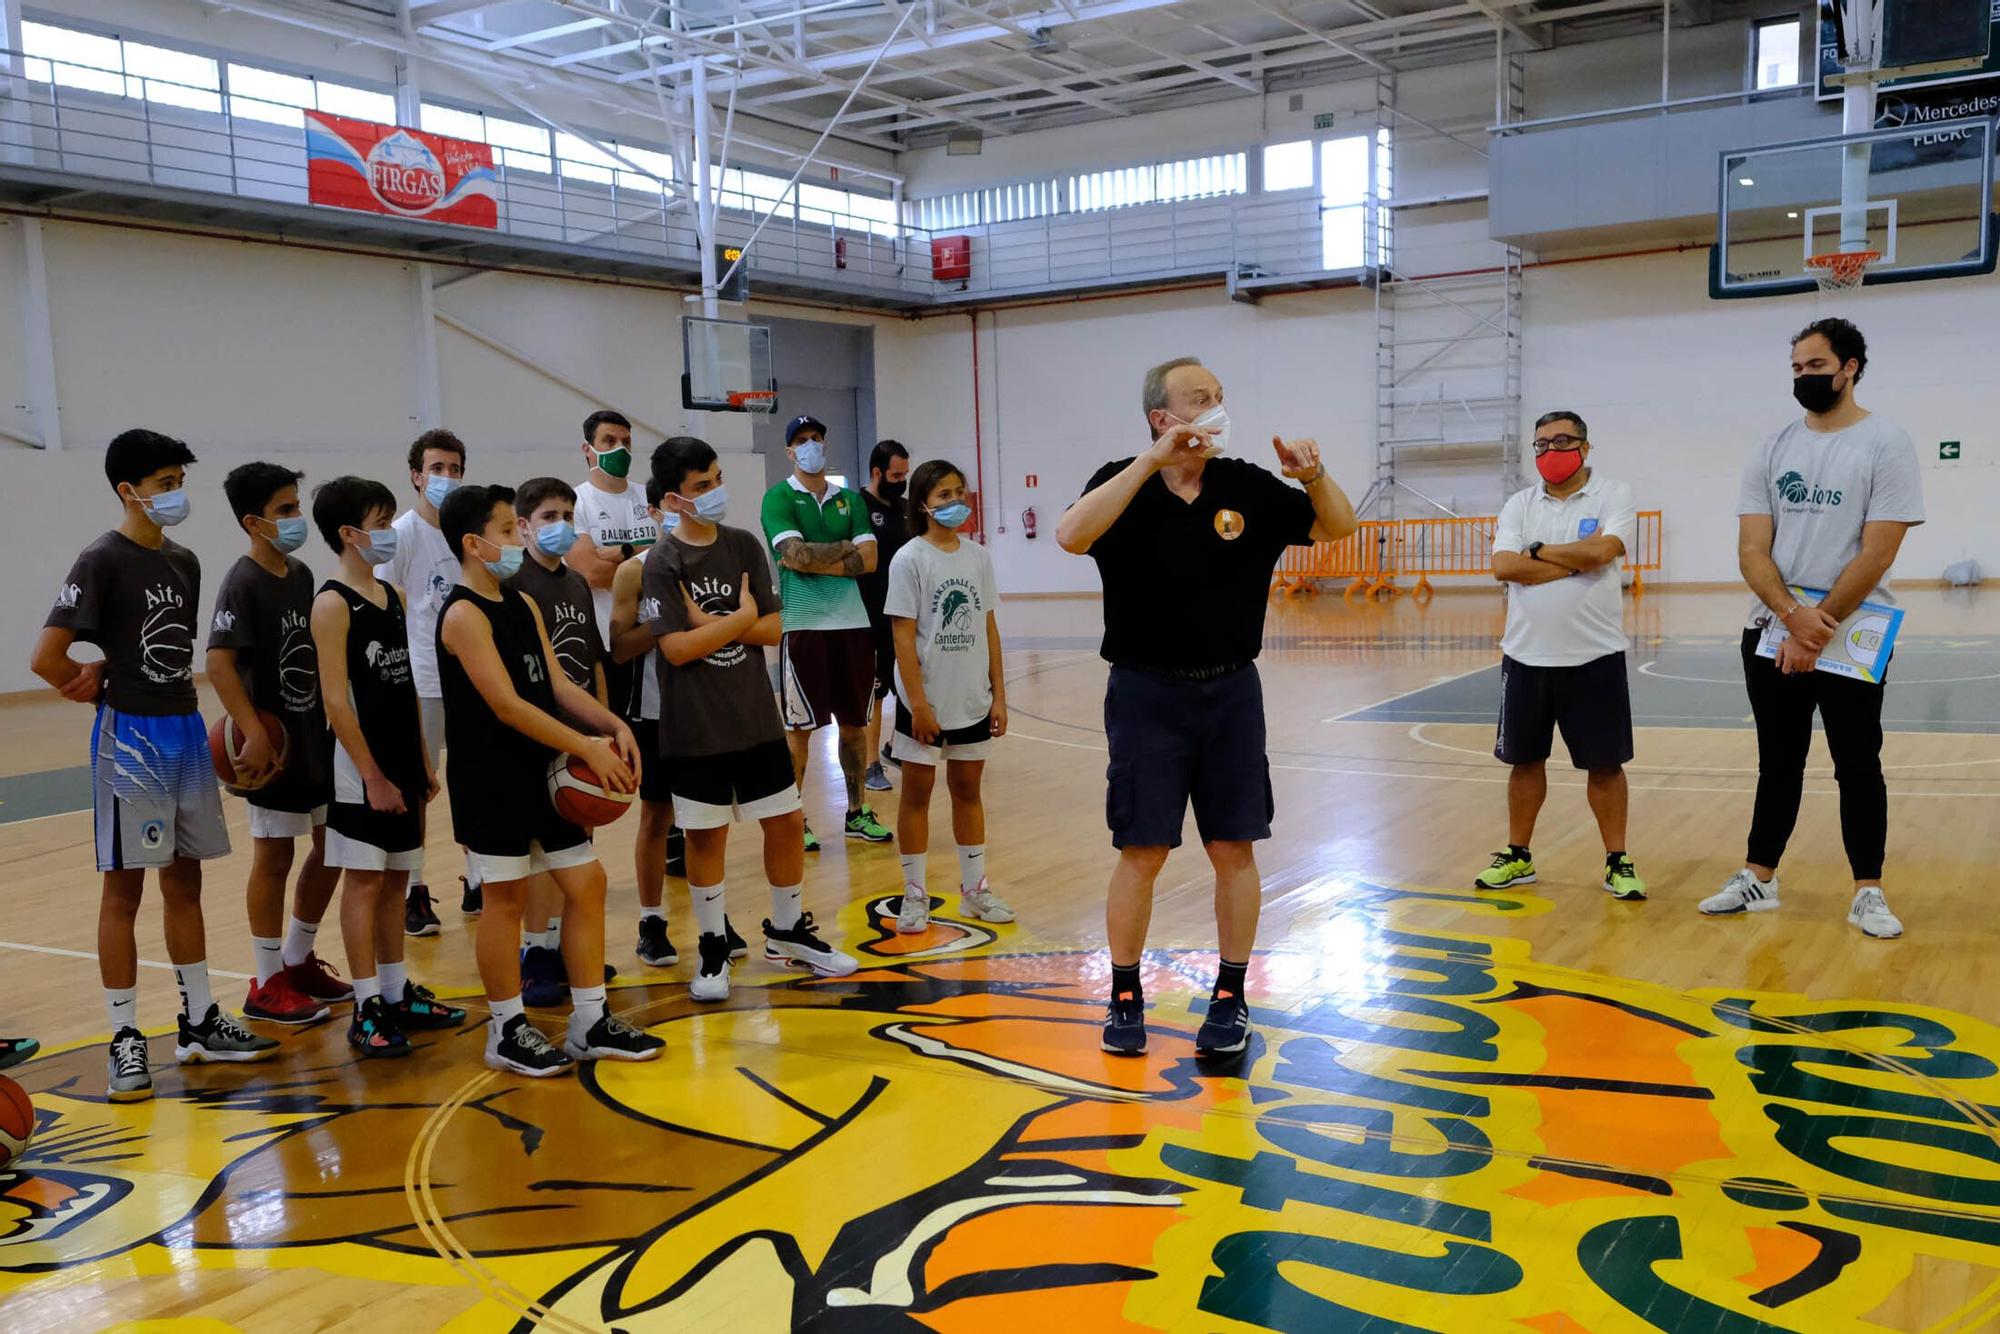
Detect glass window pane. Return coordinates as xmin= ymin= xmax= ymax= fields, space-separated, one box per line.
xmin=124 ymin=42 xmax=216 ymax=90
xmin=1322 ymin=204 xmax=1364 ymax=270
xmin=421 ymin=103 xmax=485 ymax=141
xmin=1756 ymin=19 xmax=1801 ymax=89
xmin=620 ymin=145 xmax=675 ymax=185
xmin=318 ymin=82 xmax=396 ymax=125
xmin=23 ymin=22 xmax=122 ymax=75
xmin=500 ymin=147 xmax=552 ymax=175
xmin=230 ymin=96 xmax=302 ymax=128
xmin=1263 ymin=140 xmax=1313 ymax=192
xmin=228 ymin=63 xmax=314 ymax=108
xmin=1320 ymin=135 xmax=1369 ymax=206
xmin=484 ymin=114 xmax=549 ymax=154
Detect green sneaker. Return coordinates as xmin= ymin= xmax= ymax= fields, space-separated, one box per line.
xmin=803 ymin=821 xmax=821 ymax=854
xmin=1474 ymin=849 xmax=1536 ymax=890
xmin=1603 ymin=855 xmax=1647 ymax=901
xmin=845 ymin=806 xmax=893 ymax=844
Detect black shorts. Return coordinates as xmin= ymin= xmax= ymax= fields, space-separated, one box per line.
xmin=629 ymin=715 xmax=674 ymax=804
xmin=660 ymin=739 xmax=801 ymax=830
xmin=1103 ymin=664 xmax=1273 ymax=850
xmin=871 ymin=622 xmax=897 ymax=701
xmin=779 ymin=628 xmax=875 ymax=730
xmin=1495 ymin=652 xmax=1634 ymax=770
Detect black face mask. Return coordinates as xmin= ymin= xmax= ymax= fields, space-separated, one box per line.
xmin=879 ymin=479 xmax=907 ymax=502
xmin=1792 ymin=371 xmax=1845 ymax=414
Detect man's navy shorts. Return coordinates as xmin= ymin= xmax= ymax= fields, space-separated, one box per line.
xmin=1102 ymin=663 xmax=1273 ymax=849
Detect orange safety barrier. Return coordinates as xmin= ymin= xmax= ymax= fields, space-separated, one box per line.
xmin=1273 ymin=511 xmax=1663 ymax=599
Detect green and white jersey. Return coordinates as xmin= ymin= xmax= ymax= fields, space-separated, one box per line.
xmin=760 ymin=475 xmax=876 ymax=633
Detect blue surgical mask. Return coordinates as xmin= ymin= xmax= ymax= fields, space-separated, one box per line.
xmin=683 ymin=485 xmax=729 ymax=523
xmin=792 ymin=440 xmax=827 ymax=475
xmin=534 ymin=519 xmax=577 ymax=557
xmin=424 ymin=474 xmax=461 ymax=509
xmin=930 ymin=501 xmax=972 ymax=530
xmin=354 ymin=525 xmax=398 ymax=566
xmin=141 ymin=488 xmax=190 ymax=527
xmin=270 ymin=515 xmax=309 ymax=554
xmin=482 ymin=539 xmax=525 ymax=579
xmin=657 ymin=509 xmax=679 ymax=534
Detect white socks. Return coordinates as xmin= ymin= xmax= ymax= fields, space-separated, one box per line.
xmin=175 ymin=961 xmax=213 ymax=1022
xmin=105 ymin=986 xmax=138 ymax=1033
xmin=694 ymin=881 xmax=727 ymax=938
xmin=957 ymin=844 xmax=985 ymax=891
xmin=900 ymin=853 xmax=927 ymax=894
xmin=489 ymin=993 xmax=524 ymax=1035
xmin=252 ymin=937 xmax=284 ymax=987
xmin=525 ymin=927 xmax=555 ymax=950
xmin=379 ymin=959 xmax=408 ymax=1002
xmin=547 ymin=915 xmax=563 ymax=949
xmin=281 ymin=915 xmax=318 ymax=968
xmin=352 ymin=974 xmax=381 ymax=1004
xmin=769 ymin=882 xmax=803 ymax=931
xmin=571 ymin=984 xmax=607 ymax=1026
xmin=640 ymin=905 xmax=665 ymax=922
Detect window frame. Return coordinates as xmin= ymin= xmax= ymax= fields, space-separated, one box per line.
xmin=1749 ymin=13 xmax=1806 ymax=94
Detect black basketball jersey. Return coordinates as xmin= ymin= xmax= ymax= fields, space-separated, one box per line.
xmin=320 ymin=579 xmax=427 ymax=806
xmin=436 ymin=585 xmax=563 ymax=847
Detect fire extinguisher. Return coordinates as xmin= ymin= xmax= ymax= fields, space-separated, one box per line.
xmin=1022 ymin=507 xmax=1037 ymax=540
xmin=834 ymin=236 xmax=848 ymax=270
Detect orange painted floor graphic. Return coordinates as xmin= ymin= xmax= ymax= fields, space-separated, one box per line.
xmin=6 ymin=881 xmax=2000 ymax=1331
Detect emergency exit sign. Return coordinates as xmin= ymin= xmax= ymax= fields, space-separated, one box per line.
xmin=1941 ymin=440 xmax=1962 ymax=460
xmin=1313 ymin=113 xmax=1339 ymax=129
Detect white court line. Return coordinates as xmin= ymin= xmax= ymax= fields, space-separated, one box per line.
xmin=1321 ymin=661 xmax=1500 ymax=725
xmin=1406 ymin=722 xmax=2000 ymax=775
xmin=1638 ymin=660 xmax=2000 ymax=688
xmin=0 ymin=937 xmax=254 ymax=980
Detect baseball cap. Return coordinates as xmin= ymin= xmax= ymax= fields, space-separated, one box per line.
xmin=784 ymin=414 xmax=827 ymax=446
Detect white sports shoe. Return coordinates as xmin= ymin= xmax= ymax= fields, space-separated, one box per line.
xmin=895 ymin=887 xmax=930 ymax=935
xmin=689 ymin=932 xmax=733 ymax=1002
xmin=1848 ymin=887 xmax=1903 ymax=939
xmin=960 ymin=878 xmax=1015 ymax=924
xmin=1699 ymin=869 xmax=1781 ymax=916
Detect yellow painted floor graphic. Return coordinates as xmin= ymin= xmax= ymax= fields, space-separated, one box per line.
xmin=7 ymin=881 xmax=2000 ymax=1331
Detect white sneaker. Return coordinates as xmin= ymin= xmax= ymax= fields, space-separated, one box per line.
xmin=689 ymin=932 xmax=733 ymax=1002
xmin=1848 ymin=887 xmax=1903 ymax=939
xmin=960 ymin=878 xmax=1015 ymax=923
xmin=763 ymin=912 xmax=859 ymax=977
xmin=895 ymin=887 xmax=930 ymax=935
xmin=1699 ymin=869 xmax=1780 ymax=916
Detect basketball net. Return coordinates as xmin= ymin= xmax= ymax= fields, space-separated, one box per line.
xmin=1805 ymin=249 xmax=1879 ymax=293
xmin=727 ymin=390 xmax=778 ymax=413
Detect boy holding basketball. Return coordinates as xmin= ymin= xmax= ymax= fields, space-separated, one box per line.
xmin=311 ymin=477 xmax=466 ymax=1059
xmin=209 ymin=462 xmax=351 ymax=1026
xmin=640 ymin=437 xmax=857 ymax=1003
xmin=435 ymin=485 xmax=661 ymax=1076
xmin=31 ymin=429 xmax=277 ymax=1103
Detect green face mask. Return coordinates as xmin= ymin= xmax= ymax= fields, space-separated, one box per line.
xmin=594 ymin=446 xmax=632 ymax=479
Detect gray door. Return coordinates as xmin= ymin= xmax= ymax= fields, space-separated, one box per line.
xmin=756 ymin=384 xmax=862 ymax=492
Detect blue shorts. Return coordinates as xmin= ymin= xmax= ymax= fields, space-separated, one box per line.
xmin=91 ymin=707 xmax=230 ymax=872
xmin=1102 ymin=664 xmax=1274 ymax=850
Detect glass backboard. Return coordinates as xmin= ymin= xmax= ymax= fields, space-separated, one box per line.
xmin=1711 ymin=117 xmax=1996 ymax=297
xmin=681 ymin=316 xmax=777 ymax=412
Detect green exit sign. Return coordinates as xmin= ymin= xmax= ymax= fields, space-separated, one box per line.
xmin=1313 ymin=112 xmax=1339 ymax=129
xmin=1941 ymin=440 xmax=1962 ymax=460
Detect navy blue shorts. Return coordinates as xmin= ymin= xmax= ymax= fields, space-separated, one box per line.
xmin=1495 ymin=652 xmax=1634 ymax=770
xmin=1103 ymin=664 xmax=1273 ymax=850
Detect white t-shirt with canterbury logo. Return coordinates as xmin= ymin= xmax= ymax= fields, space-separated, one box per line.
xmin=1736 ymin=415 xmax=1926 ymax=629
xmin=574 ymin=478 xmax=660 ymax=641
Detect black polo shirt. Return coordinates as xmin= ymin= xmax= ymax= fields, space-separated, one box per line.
xmin=1082 ymin=455 xmax=1316 ymax=672
xmin=858 ymin=488 xmax=909 ymax=624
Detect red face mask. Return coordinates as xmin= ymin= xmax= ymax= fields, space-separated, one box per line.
xmin=1536 ymin=448 xmax=1584 ymax=486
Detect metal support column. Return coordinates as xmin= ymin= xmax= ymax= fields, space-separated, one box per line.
xmin=20 ymin=217 xmax=61 ymax=451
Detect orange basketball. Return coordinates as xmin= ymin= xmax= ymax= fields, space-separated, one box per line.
xmin=0 ymin=1075 xmax=32 ymax=1170
xmin=548 ymin=751 xmax=635 ymax=828
xmin=208 ymin=709 xmax=291 ymax=792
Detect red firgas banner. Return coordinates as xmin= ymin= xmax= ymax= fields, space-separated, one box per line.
xmin=303 ymin=110 xmax=499 ymax=228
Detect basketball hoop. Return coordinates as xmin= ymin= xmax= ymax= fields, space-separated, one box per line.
xmin=1805 ymin=250 xmax=1880 ymax=293
xmin=727 ymin=390 xmax=778 ymax=414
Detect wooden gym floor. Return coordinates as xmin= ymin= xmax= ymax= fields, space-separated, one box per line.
xmin=4 ymin=587 xmax=2000 ymax=1332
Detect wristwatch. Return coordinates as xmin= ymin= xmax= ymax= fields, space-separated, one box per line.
xmin=1528 ymin=542 xmax=1545 ymax=561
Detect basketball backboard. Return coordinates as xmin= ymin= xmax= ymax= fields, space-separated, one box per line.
xmin=681 ymin=316 xmax=777 ymax=413
xmin=1710 ymin=118 xmax=1996 ymax=297
xmin=1819 ymin=0 xmax=2000 ymax=95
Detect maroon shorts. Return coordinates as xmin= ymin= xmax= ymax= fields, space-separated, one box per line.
xmin=779 ymin=628 xmax=875 ymax=730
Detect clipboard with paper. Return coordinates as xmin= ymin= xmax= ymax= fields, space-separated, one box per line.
xmin=1755 ymin=586 xmax=1904 ymax=684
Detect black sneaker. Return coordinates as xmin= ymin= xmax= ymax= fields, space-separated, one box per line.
xmin=175 ymin=1004 xmax=280 ymax=1064
xmin=637 ymin=916 xmax=678 ymax=968
xmin=689 ymin=932 xmax=733 ymax=1003
xmin=563 ymin=1009 xmax=664 ymax=1062
xmin=1102 ymin=992 xmax=1147 ymax=1056
xmin=485 ymin=1013 xmax=574 ymax=1078
xmin=520 ymin=945 xmax=565 ymax=1007
xmin=724 ymin=915 xmax=749 ymax=961
xmin=348 ymin=996 xmax=412 ymax=1059
xmin=460 ymin=876 xmax=482 ymax=916
xmin=394 ymin=980 xmax=467 ymax=1030
xmin=1194 ymin=991 xmax=1252 ymax=1057
xmin=404 ymin=884 xmax=441 ymax=938
xmin=665 ymin=825 xmax=687 ymax=879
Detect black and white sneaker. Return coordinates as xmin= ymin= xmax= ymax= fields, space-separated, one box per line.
xmin=563 ymin=1010 xmax=664 ymax=1062
xmin=724 ymin=915 xmax=749 ymax=961
xmin=636 ymin=916 xmax=678 ymax=968
xmin=107 ymin=1027 xmax=153 ymax=1102
xmin=665 ymin=825 xmax=687 ymax=880
xmin=1194 ymin=991 xmax=1252 ymax=1057
xmin=349 ymin=995 xmax=412 ymax=1059
xmin=763 ymin=913 xmax=859 ymax=977
xmin=404 ymin=884 xmax=442 ymax=937
xmin=176 ymin=1004 xmax=280 ymax=1064
xmin=485 ymin=1014 xmax=574 ymax=1078
xmin=689 ymin=932 xmax=732 ymax=1002
xmin=460 ymin=876 xmax=482 ymax=916
xmin=393 ymin=980 xmax=467 ymax=1030
xmin=1101 ymin=993 xmax=1147 ymax=1056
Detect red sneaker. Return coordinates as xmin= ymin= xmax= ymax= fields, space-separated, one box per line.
xmin=285 ymin=952 xmax=355 ymax=1002
xmin=244 ymin=972 xmax=330 ymax=1026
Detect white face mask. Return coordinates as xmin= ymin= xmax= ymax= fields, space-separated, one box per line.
xmin=1179 ymin=404 xmax=1230 ymax=456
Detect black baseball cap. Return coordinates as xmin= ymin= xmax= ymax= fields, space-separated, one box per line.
xmin=784 ymin=414 xmax=827 ymax=446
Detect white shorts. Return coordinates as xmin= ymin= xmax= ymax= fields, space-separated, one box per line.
xmin=325 ymin=826 xmax=421 ymax=873
xmin=419 ymin=696 xmax=446 ymax=771
xmin=468 ymin=838 xmax=598 ymax=886
xmin=673 ymin=785 xmax=802 ymax=832
xmin=890 ymin=732 xmax=995 ymax=767
xmin=249 ymin=804 xmax=328 ymax=841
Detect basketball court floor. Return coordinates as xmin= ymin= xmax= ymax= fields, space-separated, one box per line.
xmin=3 ymin=586 xmax=1999 ymax=1331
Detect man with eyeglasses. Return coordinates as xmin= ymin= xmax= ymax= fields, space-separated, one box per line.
xmin=1476 ymin=410 xmax=1644 ymax=902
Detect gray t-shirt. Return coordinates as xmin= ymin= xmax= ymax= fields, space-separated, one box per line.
xmin=643 ymin=524 xmax=783 ymax=758
xmin=46 ymin=531 xmax=201 ymax=715
xmin=883 ymin=536 xmax=999 ymax=730
xmin=1737 ymin=414 xmax=1926 ymax=627
xmin=207 ymin=554 xmax=333 ymax=812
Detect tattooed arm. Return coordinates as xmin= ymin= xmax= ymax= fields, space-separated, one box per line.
xmin=775 ymin=536 xmax=875 ymax=578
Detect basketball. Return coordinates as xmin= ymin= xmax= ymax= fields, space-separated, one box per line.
xmin=548 ymin=750 xmax=634 ymax=828
xmin=208 ymin=709 xmax=291 ymax=792
xmin=0 ymin=1076 xmax=32 ymax=1171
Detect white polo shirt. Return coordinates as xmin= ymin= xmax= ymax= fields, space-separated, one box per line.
xmin=1492 ymin=471 xmax=1638 ymax=668
xmin=574 ymin=477 xmax=660 ymax=642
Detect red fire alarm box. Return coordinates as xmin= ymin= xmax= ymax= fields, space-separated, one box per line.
xmin=931 ymin=234 xmax=972 ymax=282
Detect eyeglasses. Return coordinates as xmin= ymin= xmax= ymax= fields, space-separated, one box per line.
xmin=1532 ymin=435 xmax=1586 ymax=454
